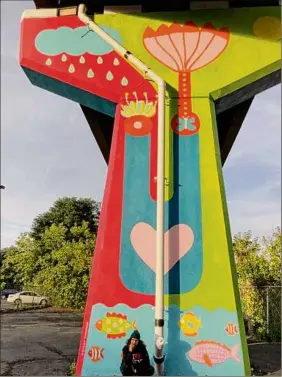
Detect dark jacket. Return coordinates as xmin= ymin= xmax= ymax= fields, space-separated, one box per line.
xmin=120 ymin=343 xmax=151 ymax=375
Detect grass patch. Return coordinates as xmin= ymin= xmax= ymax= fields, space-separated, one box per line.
xmin=68 ymin=360 xmax=77 ymax=376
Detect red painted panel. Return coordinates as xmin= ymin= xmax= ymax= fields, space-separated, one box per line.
xmin=76 ymin=105 xmax=155 ymax=375
xmin=20 ymin=15 xmax=160 ymax=376
xmin=20 ymin=15 xmax=148 ymax=103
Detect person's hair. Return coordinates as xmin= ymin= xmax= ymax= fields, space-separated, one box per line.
xmin=126 ymin=338 xmax=146 ymax=348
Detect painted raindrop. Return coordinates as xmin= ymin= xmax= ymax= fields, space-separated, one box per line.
xmin=113 ymin=58 xmax=120 ymax=66
xmin=106 ymin=71 xmax=114 ymax=81
xmin=80 ymin=56 xmax=86 ymax=64
xmin=121 ymin=77 xmax=128 ymax=86
xmin=46 ymin=58 xmax=52 ymax=66
xmin=62 ymin=54 xmax=67 ymax=62
xmin=97 ymin=57 xmax=103 ymax=64
xmin=87 ymin=69 xmax=95 ymax=78
xmin=69 ymin=64 xmax=75 ymax=73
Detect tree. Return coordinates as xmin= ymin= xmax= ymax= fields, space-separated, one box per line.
xmin=233 ymin=228 xmax=281 ymax=287
xmin=0 ymin=234 xmax=39 ymax=290
xmin=233 ymin=230 xmax=262 ymax=284
xmin=1 ymin=222 xmax=95 ymax=309
xmin=233 ymin=228 xmax=281 ymax=341
xmin=1 ymin=246 xmax=19 ymax=289
xmin=30 ymin=197 xmax=100 ymax=242
xmin=261 ymin=226 xmax=281 ymax=284
xmin=1 ymin=196 xmax=99 ymax=309
xmin=32 ymin=222 xmax=95 ymax=308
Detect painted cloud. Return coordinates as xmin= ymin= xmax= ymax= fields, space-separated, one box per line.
xmin=35 ymin=26 xmax=122 ymax=56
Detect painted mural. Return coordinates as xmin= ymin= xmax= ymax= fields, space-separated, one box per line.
xmin=19 ymin=6 xmax=281 ymax=376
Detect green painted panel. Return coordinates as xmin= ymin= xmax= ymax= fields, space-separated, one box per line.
xmin=22 ymin=67 xmax=116 ymax=118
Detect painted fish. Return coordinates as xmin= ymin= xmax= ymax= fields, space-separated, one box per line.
xmin=178 ymin=312 xmax=202 ymax=337
xmin=88 ymin=346 xmax=104 ymax=362
xmin=225 ymin=322 xmax=238 ymax=336
xmin=187 ymin=340 xmax=241 ymax=367
xmin=95 ymin=312 xmax=137 ymax=339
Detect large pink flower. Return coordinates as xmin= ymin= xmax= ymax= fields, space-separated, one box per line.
xmin=143 ymin=21 xmax=230 ymax=73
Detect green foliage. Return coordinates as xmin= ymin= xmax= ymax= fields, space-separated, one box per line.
xmin=30 ymin=197 xmax=100 ymax=242
xmin=33 ymin=222 xmax=95 ymax=308
xmin=234 ymin=228 xmax=281 ymax=341
xmin=261 ymin=227 xmax=281 ymax=283
xmin=68 ymin=360 xmax=77 ymax=376
xmin=1 ymin=197 xmax=98 ymax=309
xmin=0 ymin=281 xmax=6 ymax=291
xmin=1 ymin=246 xmax=19 ymax=289
xmin=0 ymin=237 xmax=38 ymax=290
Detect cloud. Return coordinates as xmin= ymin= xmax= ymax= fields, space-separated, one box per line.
xmin=226 ymin=174 xmax=281 ymax=237
xmin=1 ymin=221 xmax=31 ymax=249
xmin=228 ymin=197 xmax=281 ymax=238
xmin=35 ymin=26 xmax=122 ymax=56
xmin=223 ymin=84 xmax=281 ymax=238
xmin=251 ymin=99 xmax=281 ymax=117
xmin=224 ymin=84 xmax=281 ymax=169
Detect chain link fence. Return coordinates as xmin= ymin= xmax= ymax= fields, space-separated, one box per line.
xmin=239 ymin=285 xmax=281 ymax=342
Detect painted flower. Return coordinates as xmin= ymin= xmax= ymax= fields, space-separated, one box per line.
xmin=143 ymin=21 xmax=230 ymax=72
xmin=143 ymin=21 xmax=230 ymax=137
xmin=121 ymin=92 xmax=157 ymax=137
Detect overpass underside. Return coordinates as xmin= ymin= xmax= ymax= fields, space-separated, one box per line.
xmin=30 ymin=0 xmax=281 ymax=164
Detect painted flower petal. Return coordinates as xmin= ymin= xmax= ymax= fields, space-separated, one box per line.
xmin=143 ymin=22 xmax=230 ymax=73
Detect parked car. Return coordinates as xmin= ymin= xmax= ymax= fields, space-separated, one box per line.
xmin=1 ymin=289 xmax=19 ymax=299
xmin=7 ymin=291 xmax=50 ymax=308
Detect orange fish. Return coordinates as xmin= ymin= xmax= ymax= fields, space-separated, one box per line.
xmin=88 ymin=346 xmax=104 ymax=362
xmin=225 ymin=322 xmax=238 ymax=336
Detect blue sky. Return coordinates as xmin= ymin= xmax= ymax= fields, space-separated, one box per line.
xmin=1 ymin=1 xmax=281 ymax=248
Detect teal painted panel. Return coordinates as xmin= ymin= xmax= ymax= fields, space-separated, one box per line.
xmin=82 ymin=303 xmax=244 ymax=376
xmin=22 ymin=67 xmax=116 ymax=117
xmin=120 ymin=133 xmax=203 ymax=295
xmin=35 ymin=25 xmax=123 ymax=56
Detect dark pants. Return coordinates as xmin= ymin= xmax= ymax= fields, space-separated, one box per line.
xmin=121 ymin=365 xmax=154 ymax=376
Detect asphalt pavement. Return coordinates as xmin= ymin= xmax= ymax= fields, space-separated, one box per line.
xmin=248 ymin=342 xmax=281 ymax=376
xmin=1 ymin=303 xmax=83 ymax=376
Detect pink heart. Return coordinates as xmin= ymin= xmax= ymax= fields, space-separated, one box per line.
xmin=130 ymin=222 xmax=194 ymax=274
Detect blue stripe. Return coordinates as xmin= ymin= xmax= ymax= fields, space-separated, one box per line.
xmin=120 ymin=133 xmax=203 ymax=295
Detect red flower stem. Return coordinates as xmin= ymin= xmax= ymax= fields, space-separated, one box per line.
xmin=178 ymin=71 xmax=192 ymax=118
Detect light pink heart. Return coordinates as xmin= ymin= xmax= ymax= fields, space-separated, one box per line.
xmin=130 ymin=222 xmax=194 ymax=274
